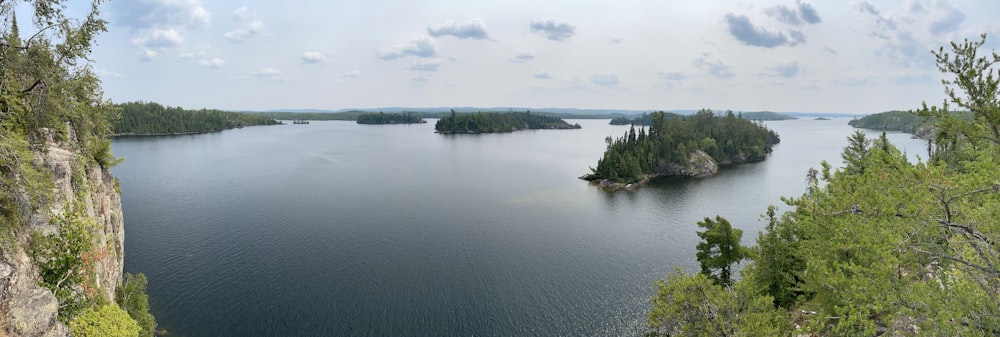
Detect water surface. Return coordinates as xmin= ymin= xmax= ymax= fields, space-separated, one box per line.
xmin=112 ymin=118 xmax=924 ymax=336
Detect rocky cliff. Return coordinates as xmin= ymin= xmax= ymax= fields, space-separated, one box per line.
xmin=0 ymin=137 xmax=125 ymax=336
xmin=587 ymin=150 xmax=720 ymax=191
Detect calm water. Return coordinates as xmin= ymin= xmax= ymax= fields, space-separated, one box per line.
xmin=111 ymin=118 xmax=924 ymax=337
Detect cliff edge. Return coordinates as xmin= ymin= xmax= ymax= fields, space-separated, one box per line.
xmin=0 ymin=136 xmax=125 ymax=336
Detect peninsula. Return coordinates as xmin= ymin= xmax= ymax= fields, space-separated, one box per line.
xmin=115 ymin=101 xmax=280 ymax=136
xmin=435 ymin=110 xmax=581 ymax=134
xmin=582 ymin=110 xmax=780 ymax=191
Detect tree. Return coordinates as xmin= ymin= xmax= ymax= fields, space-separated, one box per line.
xmin=647 ymin=269 xmax=790 ymax=337
xmin=695 ymin=216 xmax=748 ymax=286
xmin=841 ymin=130 xmax=870 ymax=174
xmin=116 ymin=273 xmax=156 ymax=337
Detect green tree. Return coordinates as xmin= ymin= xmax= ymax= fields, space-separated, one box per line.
xmin=30 ymin=210 xmax=93 ymax=321
xmin=647 ymin=269 xmax=790 ymax=337
xmin=69 ymin=304 xmax=141 ymax=337
xmin=695 ymin=216 xmax=748 ymax=286
xmin=841 ymin=130 xmax=870 ymax=174
xmin=116 ymin=273 xmax=156 ymax=337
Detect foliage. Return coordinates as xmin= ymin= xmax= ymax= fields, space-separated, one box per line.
xmin=647 ymin=269 xmax=791 ymax=337
xmin=434 ymin=110 xmax=581 ymax=134
xmin=114 ymin=101 xmax=280 ymax=136
xmin=695 ymin=216 xmax=748 ymax=286
xmin=589 ymin=110 xmax=780 ymax=184
xmin=649 ymin=34 xmax=1000 ymax=336
xmin=116 ymin=273 xmax=156 ymax=337
xmin=30 ymin=210 xmax=95 ymax=321
xmin=356 ymin=112 xmax=426 ymax=125
xmin=70 ymin=304 xmax=141 ymax=337
xmin=2 ymin=0 xmax=114 ymax=236
xmin=609 ymin=112 xmax=658 ymax=125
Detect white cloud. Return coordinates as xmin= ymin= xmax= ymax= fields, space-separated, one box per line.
xmin=223 ymin=19 xmax=265 ymax=42
xmin=693 ymin=53 xmax=734 ymax=78
xmin=412 ymin=75 xmax=430 ymax=82
xmin=232 ymin=6 xmax=250 ymax=20
xmin=427 ymin=19 xmax=491 ymax=40
xmin=761 ymin=61 xmax=799 ymax=78
xmin=112 ymin=0 xmax=211 ymax=31
xmin=140 ymin=49 xmax=158 ymax=60
xmin=251 ymin=67 xmax=289 ymax=81
xmin=302 ymin=51 xmax=325 ymax=64
xmin=131 ymin=28 xmax=184 ymax=49
xmin=377 ymin=35 xmax=437 ymax=60
xmin=508 ymin=50 xmax=536 ymax=63
xmin=198 ymin=57 xmax=225 ymax=68
xmin=406 ymin=59 xmax=443 ymax=71
xmin=534 ymin=71 xmax=551 ymax=79
xmin=529 ymin=18 xmax=576 ymax=41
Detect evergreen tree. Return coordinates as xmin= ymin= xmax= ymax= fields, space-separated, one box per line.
xmin=695 ymin=216 xmax=748 ymax=286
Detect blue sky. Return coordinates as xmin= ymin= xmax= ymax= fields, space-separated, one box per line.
xmin=77 ymin=0 xmax=1000 ymax=113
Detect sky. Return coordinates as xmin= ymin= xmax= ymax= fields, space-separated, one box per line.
xmin=72 ymin=0 xmax=1000 ymax=113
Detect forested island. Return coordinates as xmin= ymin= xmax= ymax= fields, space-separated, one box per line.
xmin=583 ymin=109 xmax=779 ymax=189
xmin=645 ymin=35 xmax=1000 ymax=337
xmin=115 ymin=101 xmax=280 ymax=136
xmin=609 ymin=111 xmax=795 ymax=126
xmin=848 ymin=110 xmax=972 ymax=139
xmin=356 ymin=112 xmax=426 ymax=125
xmin=434 ymin=111 xmax=581 ymax=134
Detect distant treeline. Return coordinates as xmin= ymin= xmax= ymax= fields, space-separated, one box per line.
xmin=262 ymin=110 xmax=639 ymax=121
xmin=356 ymin=112 xmax=426 ymax=125
xmin=610 ymin=111 xmax=796 ymax=126
xmin=435 ymin=111 xmax=581 ymax=134
xmin=588 ymin=110 xmax=780 ymax=184
xmin=114 ymin=101 xmax=280 ymax=136
xmin=848 ymin=110 xmax=972 ymax=138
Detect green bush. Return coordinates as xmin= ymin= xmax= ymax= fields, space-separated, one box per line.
xmin=70 ymin=305 xmax=141 ymax=337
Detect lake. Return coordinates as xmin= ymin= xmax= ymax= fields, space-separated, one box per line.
xmin=111 ymin=118 xmax=926 ymax=337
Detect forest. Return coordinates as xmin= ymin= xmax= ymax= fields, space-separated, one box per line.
xmin=434 ymin=110 xmax=581 ymax=134
xmin=646 ymin=35 xmax=1000 ymax=336
xmin=114 ymin=101 xmax=280 ymax=136
xmin=356 ymin=112 xmax=426 ymax=125
xmin=848 ymin=110 xmax=973 ymax=138
xmin=609 ymin=111 xmax=796 ymax=126
xmin=587 ymin=110 xmax=780 ymax=184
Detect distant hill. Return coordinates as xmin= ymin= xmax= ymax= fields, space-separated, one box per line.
xmin=738 ymin=111 xmax=798 ymax=121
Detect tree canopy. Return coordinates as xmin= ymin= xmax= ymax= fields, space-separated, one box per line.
xmin=114 ymin=101 xmax=280 ymax=136
xmin=356 ymin=112 xmax=425 ymax=125
xmin=434 ymin=110 xmax=581 ymax=134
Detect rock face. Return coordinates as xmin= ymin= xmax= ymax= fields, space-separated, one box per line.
xmin=585 ymin=150 xmax=721 ymax=191
xmin=658 ymin=150 xmax=719 ymax=178
xmin=0 ymin=140 xmax=125 ymax=336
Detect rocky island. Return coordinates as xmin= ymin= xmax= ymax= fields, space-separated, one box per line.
xmin=582 ymin=110 xmax=779 ymax=191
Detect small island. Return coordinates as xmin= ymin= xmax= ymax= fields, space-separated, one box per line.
xmin=609 ymin=111 xmax=795 ymax=126
xmin=115 ymin=101 xmax=281 ymax=136
xmin=435 ymin=110 xmax=581 ymax=134
xmin=356 ymin=112 xmax=426 ymax=125
xmin=582 ymin=110 xmax=780 ymax=191
xmin=814 ymin=117 xmax=831 ymax=120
